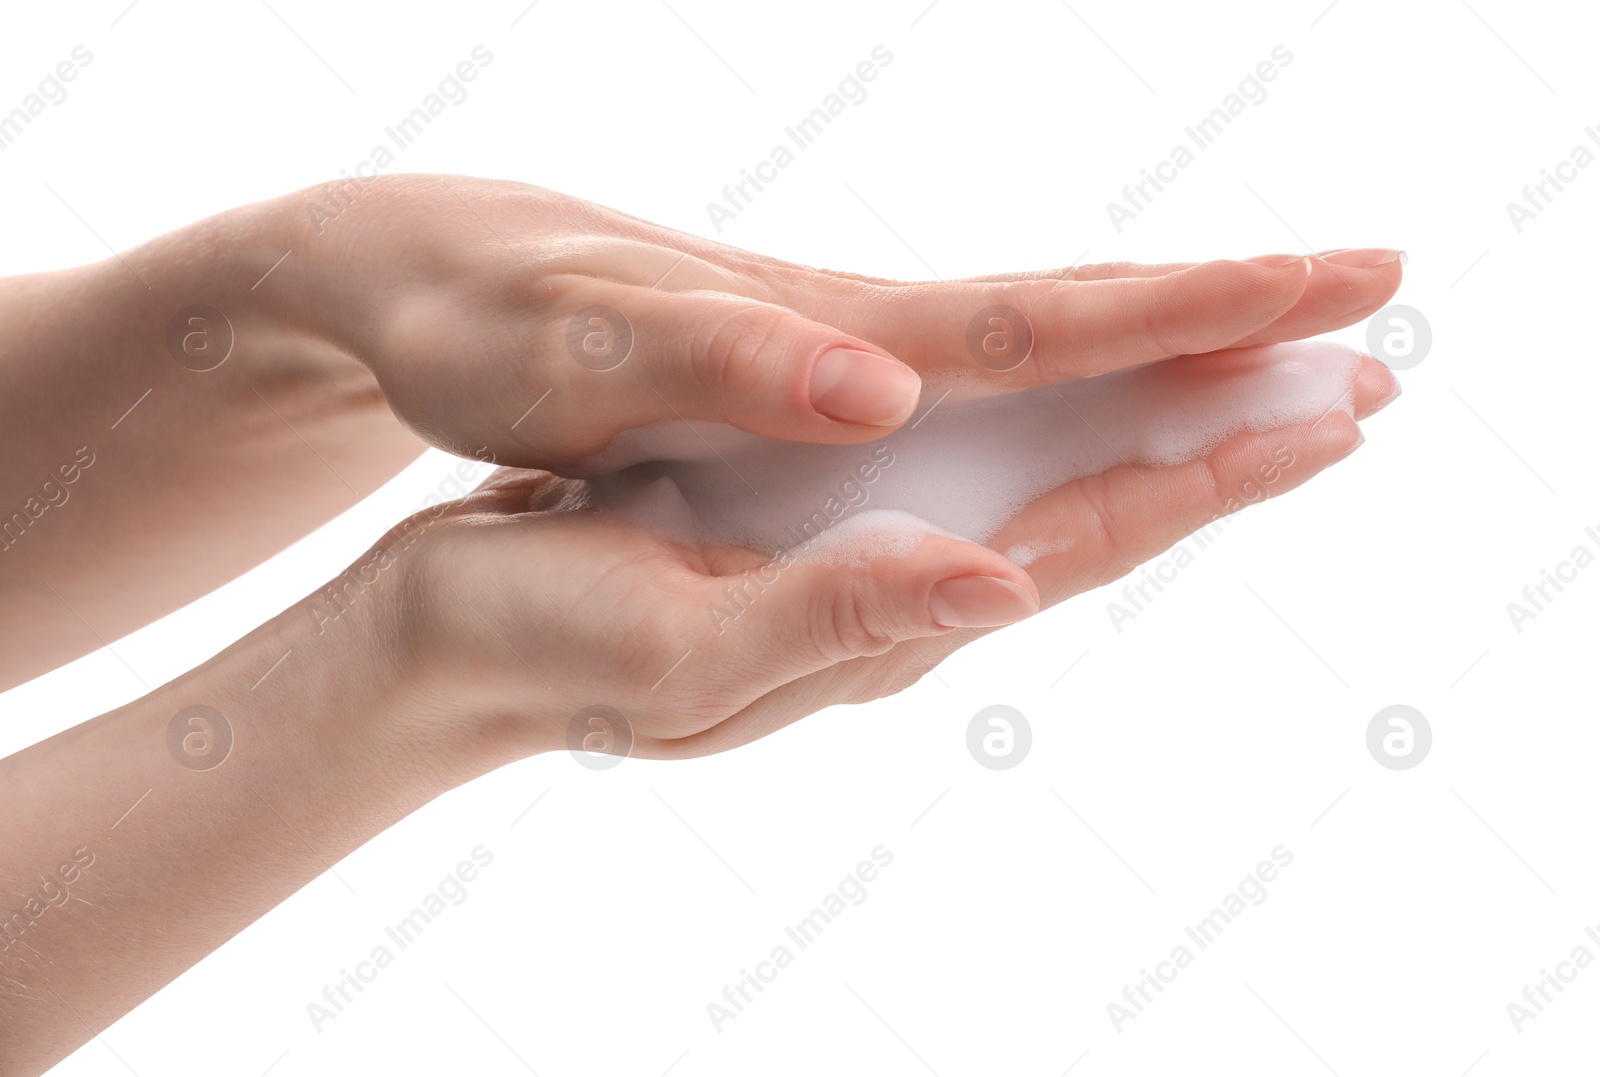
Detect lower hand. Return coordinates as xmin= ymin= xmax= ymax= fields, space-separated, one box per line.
xmin=356 ymin=345 xmax=1396 ymax=765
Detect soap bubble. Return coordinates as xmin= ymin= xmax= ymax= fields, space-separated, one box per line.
xmin=967 ymin=704 xmax=1031 ymax=769
xmin=566 ymin=305 xmax=634 ymax=371
xmin=567 ymin=704 xmax=633 ymax=770
xmin=165 ymin=305 xmax=234 ymax=371
xmin=166 ymin=705 xmax=233 ymax=771
xmin=1366 ymin=704 xmax=1431 ymax=770
xmin=965 ymin=305 xmax=1033 ymax=372
xmin=1365 ymin=304 xmax=1431 ymax=370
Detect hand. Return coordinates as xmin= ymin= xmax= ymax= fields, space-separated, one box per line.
xmin=0 ymin=164 xmax=1409 ymax=1075
xmin=270 ymin=174 xmax=1404 ymax=472
xmin=0 ymin=173 xmax=1401 ymax=690
xmin=358 ymin=342 xmax=1396 ymax=764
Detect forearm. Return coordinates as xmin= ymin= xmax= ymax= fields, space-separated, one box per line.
xmin=0 ymin=578 xmax=488 ymax=1076
xmin=0 ymin=194 xmax=427 ymax=690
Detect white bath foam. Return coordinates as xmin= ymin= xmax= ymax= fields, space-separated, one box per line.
xmin=788 ymin=509 xmax=964 ymax=567
xmin=582 ymin=341 xmax=1365 ymax=559
xmin=1004 ymin=538 xmax=1076 ymax=567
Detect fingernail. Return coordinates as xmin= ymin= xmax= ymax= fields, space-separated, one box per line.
xmin=810 ymin=347 xmax=921 ymax=426
xmin=1373 ymin=372 xmax=1403 ymax=412
xmin=1318 ymin=248 xmax=1405 ymax=268
xmin=1254 ymin=255 xmax=1313 ymax=276
xmin=1335 ymin=429 xmax=1366 ymax=462
xmin=929 ymin=575 xmax=1039 ymax=629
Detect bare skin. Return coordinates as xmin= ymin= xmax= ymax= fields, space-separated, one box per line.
xmin=0 ymin=174 xmax=1402 ymax=1073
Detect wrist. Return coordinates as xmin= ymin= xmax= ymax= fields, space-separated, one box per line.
xmin=341 ymin=505 xmax=579 ymax=768
xmin=284 ymin=509 xmax=564 ymax=788
xmin=113 ymin=180 xmax=403 ymax=365
xmin=249 ymin=174 xmax=453 ymax=361
xmin=94 ymin=195 xmax=339 ymax=386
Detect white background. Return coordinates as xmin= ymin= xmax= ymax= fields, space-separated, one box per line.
xmin=2 ymin=0 xmax=1596 ymax=1073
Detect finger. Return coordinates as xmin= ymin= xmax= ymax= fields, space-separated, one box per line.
xmin=541 ymin=278 xmax=927 ymax=452
xmin=787 ymin=252 xmax=1400 ymax=387
xmin=630 ymin=533 xmax=1037 ymax=759
xmin=1227 ymin=249 xmax=1404 ymax=348
xmin=643 ymin=359 xmax=1395 ymax=759
xmin=787 ymin=257 xmax=1314 ymax=389
xmin=622 ymin=528 xmax=1036 ymax=756
xmin=946 ymin=250 xmax=1389 ymax=285
xmin=694 ymin=529 xmax=1038 ymax=693
xmin=1352 ymin=353 xmax=1403 ymax=420
xmin=986 ymin=348 xmax=1397 ymax=596
xmin=988 ymin=409 xmax=1368 ymax=605
xmin=952 ymin=259 xmax=1204 ymax=284
xmin=642 ymin=415 xmax=1368 ymax=760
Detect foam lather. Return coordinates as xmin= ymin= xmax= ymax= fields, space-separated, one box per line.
xmin=581 ymin=341 xmax=1366 ymax=562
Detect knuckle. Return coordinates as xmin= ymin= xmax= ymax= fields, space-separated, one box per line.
xmin=1075 ymin=470 xmax=1136 ymax=574
xmin=536 ymin=271 xmax=593 ymax=318
xmin=537 ymin=273 xmax=617 ymax=361
xmin=1141 ymin=275 xmax=1193 ymax=357
xmin=1065 ymin=261 xmax=1127 ymax=282
xmin=997 ymin=277 xmax=1071 ymax=315
xmin=820 ymin=586 xmax=903 ymax=661
xmin=1195 ymin=450 xmax=1227 ymax=510
xmin=695 ymin=302 xmax=795 ymax=392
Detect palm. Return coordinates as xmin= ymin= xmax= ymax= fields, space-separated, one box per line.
xmin=462 ymin=337 xmax=1390 ymax=760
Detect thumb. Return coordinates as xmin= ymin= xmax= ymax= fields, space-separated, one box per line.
xmin=600 ymin=283 xmax=925 ymax=441
xmin=708 ymin=528 xmax=1041 ymax=684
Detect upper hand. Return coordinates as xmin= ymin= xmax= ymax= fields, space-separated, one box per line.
xmin=279 ymin=174 xmax=1403 ymax=473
